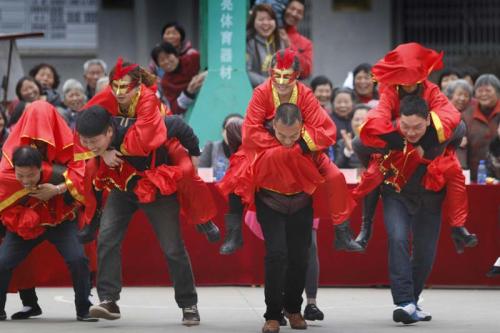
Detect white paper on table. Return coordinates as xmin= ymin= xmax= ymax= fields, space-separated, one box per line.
xmin=198 ymin=167 xmax=214 ymax=183
xmin=340 ymin=168 xmax=359 ymax=184
xmin=462 ymin=169 xmax=470 ymax=185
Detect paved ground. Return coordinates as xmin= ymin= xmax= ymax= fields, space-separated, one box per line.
xmin=2 ymin=287 xmax=499 ymax=332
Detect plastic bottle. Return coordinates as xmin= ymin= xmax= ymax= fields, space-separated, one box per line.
xmin=328 ymin=146 xmax=335 ymax=162
xmin=214 ymin=157 xmax=228 ymax=182
xmin=477 ymin=160 xmax=487 ymax=184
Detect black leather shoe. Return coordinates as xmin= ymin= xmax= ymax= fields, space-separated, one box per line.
xmin=11 ymin=304 xmax=42 ymax=320
xmin=77 ymin=313 xmax=99 ymax=322
xmin=334 ymin=221 xmax=364 ymax=252
xmin=0 ymin=309 xmax=6 ymax=321
xmin=196 ymin=221 xmax=221 ymax=243
xmin=486 ymin=266 xmax=500 ymax=277
xmin=355 ymin=189 xmax=379 ymax=249
xmin=279 ymin=311 xmax=287 ymax=326
xmin=355 ymin=218 xmax=374 ymax=249
xmin=219 ymin=214 xmax=243 ymax=255
xmin=304 ymin=304 xmax=324 ymax=321
xmin=451 ymin=227 xmax=478 ymax=254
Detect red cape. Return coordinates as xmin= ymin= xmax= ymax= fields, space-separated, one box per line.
xmin=360 ymin=80 xmax=461 ymax=148
xmin=0 ymin=100 xmax=86 ymax=206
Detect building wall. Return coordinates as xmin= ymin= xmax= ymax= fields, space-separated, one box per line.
xmin=19 ymin=0 xmax=197 ymax=95
xmin=310 ymin=0 xmax=392 ymax=87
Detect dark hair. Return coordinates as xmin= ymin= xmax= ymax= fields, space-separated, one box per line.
xmin=15 ymin=76 xmax=42 ymax=101
xmin=150 ymin=42 xmax=178 ymax=66
xmin=247 ymin=4 xmax=281 ymax=47
xmin=353 ymin=63 xmax=372 ymax=79
xmin=76 ymin=105 xmax=113 ymax=137
xmin=352 ymin=103 xmax=370 ymax=114
xmin=28 ymin=63 xmax=60 ymax=89
xmin=400 ymin=95 xmax=429 ymax=119
xmin=437 ymin=67 xmax=462 ymax=88
xmin=270 ymin=50 xmax=301 ymax=73
xmin=461 ymin=65 xmax=479 ymax=84
xmin=285 ymin=0 xmax=306 ymax=10
xmin=311 ymin=75 xmax=333 ymax=92
xmin=109 ymin=60 xmax=156 ymax=88
xmin=333 ymin=87 xmax=355 ymax=101
xmin=222 ymin=113 xmax=244 ymax=129
xmin=161 ymin=22 xmax=186 ymax=42
xmin=275 ymin=103 xmax=302 ymax=125
xmin=12 ymin=146 xmax=42 ymax=168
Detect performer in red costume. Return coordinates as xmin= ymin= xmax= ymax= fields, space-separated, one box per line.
xmin=353 ymin=43 xmax=477 ymax=252
xmin=76 ymin=57 xmax=219 ymax=242
xmin=220 ymin=49 xmax=362 ymax=252
xmin=0 ymin=101 xmax=95 ymax=322
xmin=76 ymin=106 xmax=201 ymax=326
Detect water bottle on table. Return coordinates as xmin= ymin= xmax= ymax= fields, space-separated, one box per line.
xmin=477 ymin=160 xmax=487 ymax=184
xmin=214 ymin=157 xmax=228 ymax=182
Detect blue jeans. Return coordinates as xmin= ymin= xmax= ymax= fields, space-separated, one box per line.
xmin=382 ymin=193 xmax=442 ymax=305
xmin=0 ymin=220 xmax=91 ymax=316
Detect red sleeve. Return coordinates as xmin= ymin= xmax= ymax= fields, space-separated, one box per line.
xmin=242 ymin=83 xmax=281 ymax=151
xmin=359 ymin=87 xmax=398 ymax=148
xmin=121 ymin=85 xmax=167 ymax=156
xmin=299 ymin=85 xmax=336 ymax=150
xmin=423 ymin=81 xmax=461 ymax=141
xmin=83 ymin=85 xmax=166 ymax=156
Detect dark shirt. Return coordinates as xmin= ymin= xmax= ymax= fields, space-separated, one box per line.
xmin=382 ymin=121 xmax=466 ymax=214
xmin=330 ymin=112 xmax=352 ymax=141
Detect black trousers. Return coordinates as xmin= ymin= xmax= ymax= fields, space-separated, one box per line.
xmin=0 ymin=221 xmax=91 ymax=316
xmin=255 ymin=196 xmax=313 ymax=321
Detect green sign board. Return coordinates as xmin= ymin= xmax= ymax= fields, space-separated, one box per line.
xmin=185 ymin=0 xmax=253 ymax=147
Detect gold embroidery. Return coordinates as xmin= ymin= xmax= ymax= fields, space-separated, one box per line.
xmin=63 ymin=170 xmax=85 ymax=204
xmin=74 ymin=151 xmax=96 ymax=161
xmin=0 ymin=188 xmax=30 ymax=213
xmin=430 ymin=111 xmax=445 ymax=143
xmin=272 ymin=84 xmax=298 ymax=108
xmin=301 ymin=127 xmax=318 ymax=152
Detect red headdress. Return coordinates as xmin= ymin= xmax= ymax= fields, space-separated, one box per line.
xmin=271 ymin=48 xmax=299 ymax=85
xmin=112 ymin=57 xmax=138 ymax=80
xmin=372 ymin=42 xmax=444 ymax=86
xmin=275 ymin=48 xmax=297 ymax=70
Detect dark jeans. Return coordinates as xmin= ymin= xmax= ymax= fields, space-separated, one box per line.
xmin=382 ymin=193 xmax=442 ymax=305
xmin=97 ymin=189 xmax=197 ymax=308
xmin=0 ymin=220 xmax=91 ymax=316
xmin=255 ymin=196 xmax=313 ymax=321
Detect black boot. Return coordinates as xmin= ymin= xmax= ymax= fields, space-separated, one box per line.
xmin=355 ymin=189 xmax=380 ymax=249
xmin=219 ymin=214 xmax=243 ymax=255
xmin=334 ymin=221 xmax=364 ymax=252
xmin=486 ymin=266 xmax=500 ymax=277
xmin=77 ymin=210 xmax=102 ymax=244
xmin=451 ymin=226 xmax=478 ymax=254
xmin=196 ymin=221 xmax=221 ymax=243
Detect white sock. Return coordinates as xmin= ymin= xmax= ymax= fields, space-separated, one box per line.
xmin=20 ymin=306 xmax=33 ymax=313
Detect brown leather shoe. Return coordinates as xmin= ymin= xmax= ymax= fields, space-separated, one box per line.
xmin=285 ymin=312 xmax=307 ymax=329
xmin=262 ymin=319 xmax=280 ymax=333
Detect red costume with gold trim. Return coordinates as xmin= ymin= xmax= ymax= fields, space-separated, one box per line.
xmin=355 ymin=115 xmax=468 ymax=227
xmin=360 ymin=43 xmax=460 ymax=148
xmin=76 ymin=68 xmax=216 ymax=226
xmin=77 ymin=84 xmax=167 ymax=159
xmin=220 ymin=77 xmax=355 ymax=224
xmin=0 ymin=100 xmax=95 ymax=291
